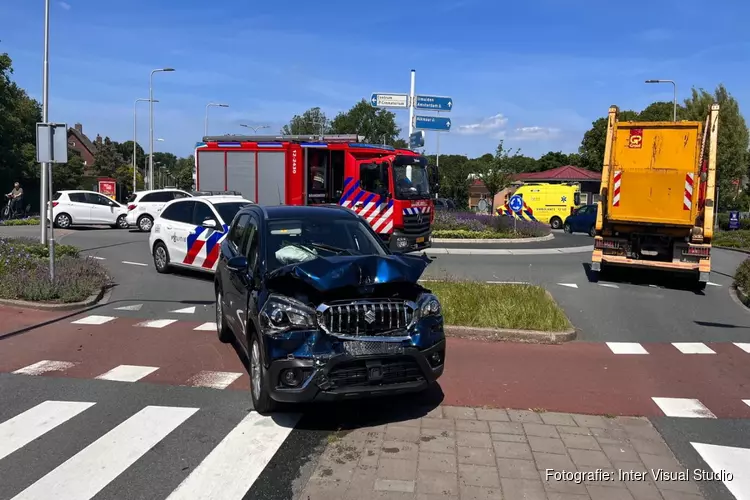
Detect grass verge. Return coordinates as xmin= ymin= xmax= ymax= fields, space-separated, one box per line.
xmin=0 ymin=237 xmax=110 ymax=303
xmin=433 ymin=229 xmax=536 ymax=239
xmin=714 ymin=230 xmax=750 ymax=250
xmin=0 ymin=217 xmax=41 ymax=226
xmin=425 ymin=280 xmax=572 ymax=332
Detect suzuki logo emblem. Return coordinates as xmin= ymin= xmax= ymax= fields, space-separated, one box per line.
xmin=364 ymin=309 xmax=376 ymax=324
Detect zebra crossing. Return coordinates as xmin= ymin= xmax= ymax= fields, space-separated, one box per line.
xmin=0 ymin=398 xmax=300 ymax=500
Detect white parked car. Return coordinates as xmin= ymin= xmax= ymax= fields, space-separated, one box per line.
xmin=149 ymin=195 xmax=253 ymax=274
xmin=50 ymin=190 xmax=129 ymax=229
xmin=126 ymin=188 xmax=193 ymax=232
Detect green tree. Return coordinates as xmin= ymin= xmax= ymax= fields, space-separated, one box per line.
xmin=282 ymin=107 xmax=329 ymax=135
xmin=638 ymin=101 xmax=684 ymax=121
xmin=474 ymin=141 xmax=517 ymax=214
xmin=92 ymin=137 xmax=123 ymax=177
xmin=578 ymin=110 xmax=639 ymax=171
xmin=0 ymin=52 xmax=42 ymax=190
xmin=682 ymin=85 xmax=749 ymax=210
xmin=329 ymin=99 xmax=403 ymax=145
xmin=424 ymin=154 xmax=472 ymax=206
xmin=51 ymin=148 xmax=85 ymax=191
xmin=171 ymin=156 xmax=195 ymax=191
xmin=537 ymin=151 xmax=569 ymax=171
xmin=118 ymin=140 xmax=146 ymax=168
xmin=153 ymin=152 xmax=178 ymax=171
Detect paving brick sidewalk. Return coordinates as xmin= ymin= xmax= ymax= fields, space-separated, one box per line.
xmin=298 ymin=405 xmax=705 ymax=500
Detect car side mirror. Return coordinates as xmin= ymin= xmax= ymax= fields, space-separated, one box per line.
xmin=108 ymin=200 xmax=115 ymax=206
xmin=227 ymin=255 xmax=248 ymax=273
xmin=202 ymin=218 xmax=217 ymax=228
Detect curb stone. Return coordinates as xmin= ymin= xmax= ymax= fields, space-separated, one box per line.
xmin=715 ymin=245 xmax=750 ymax=255
xmin=0 ymin=285 xmax=107 ymax=311
xmin=431 ymin=233 xmax=554 ymax=244
xmin=444 ymin=325 xmax=576 ymax=343
xmin=734 ymin=285 xmax=750 ymax=308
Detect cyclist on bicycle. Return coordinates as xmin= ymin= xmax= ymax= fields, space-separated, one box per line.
xmin=5 ymin=182 xmax=24 ymax=217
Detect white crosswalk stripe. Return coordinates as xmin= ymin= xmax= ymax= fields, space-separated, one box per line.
xmin=0 ymin=400 xmax=298 ymax=500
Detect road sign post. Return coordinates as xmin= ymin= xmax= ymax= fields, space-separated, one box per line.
xmin=414 ymin=116 xmax=451 ymax=131
xmin=509 ymin=194 xmax=524 ymax=233
xmin=414 ymin=95 xmax=453 ymax=111
xmin=370 ymin=93 xmax=409 ymax=109
xmin=35 ymin=122 xmax=68 ymax=282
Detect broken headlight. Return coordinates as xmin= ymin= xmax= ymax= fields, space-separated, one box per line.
xmin=259 ymin=294 xmax=317 ymax=335
xmin=417 ymin=293 xmax=441 ymax=318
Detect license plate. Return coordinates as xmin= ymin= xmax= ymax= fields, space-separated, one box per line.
xmin=416 ymin=237 xmax=425 ymax=243
xmin=344 ymin=341 xmax=404 ymax=356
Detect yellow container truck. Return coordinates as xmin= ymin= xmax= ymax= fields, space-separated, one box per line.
xmin=591 ymin=103 xmax=719 ymax=290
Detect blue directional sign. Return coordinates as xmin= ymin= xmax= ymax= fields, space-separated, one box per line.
xmin=409 ymin=131 xmax=425 ymax=149
xmin=414 ymin=115 xmax=451 ymax=131
xmin=415 ymin=95 xmax=453 ymax=111
xmin=509 ymin=194 xmax=523 ymax=213
xmin=729 ymin=210 xmax=740 ymax=230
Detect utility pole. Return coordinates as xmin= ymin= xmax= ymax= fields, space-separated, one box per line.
xmin=408 ymin=69 xmax=416 ymax=137
xmin=40 ymin=0 xmax=50 ymax=246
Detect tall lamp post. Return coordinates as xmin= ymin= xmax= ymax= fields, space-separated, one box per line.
xmin=240 ymin=124 xmax=270 ymax=133
xmin=205 ymin=103 xmax=229 ymax=136
xmin=40 ymin=0 xmax=51 ymax=245
xmin=149 ymin=68 xmax=175 ymax=190
xmin=133 ymin=98 xmax=158 ymax=192
xmin=645 ymin=79 xmax=677 ymax=121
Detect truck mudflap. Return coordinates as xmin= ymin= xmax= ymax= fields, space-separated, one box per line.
xmin=591 ymin=239 xmax=711 ymax=281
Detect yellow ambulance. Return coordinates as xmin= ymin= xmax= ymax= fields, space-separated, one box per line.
xmin=497 ymin=182 xmax=581 ymax=229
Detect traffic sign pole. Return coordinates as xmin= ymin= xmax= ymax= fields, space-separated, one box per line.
xmin=408 ymin=69 xmax=416 ymax=137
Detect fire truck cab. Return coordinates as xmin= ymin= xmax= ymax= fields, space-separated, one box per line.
xmin=194 ymin=134 xmax=438 ymax=252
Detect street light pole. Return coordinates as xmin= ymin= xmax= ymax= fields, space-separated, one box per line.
xmin=204 ymin=103 xmax=229 ymax=136
xmin=133 ymin=98 xmax=157 ymax=192
xmin=645 ymin=79 xmax=677 ymax=121
xmin=240 ymin=124 xmax=270 ymax=133
xmin=40 ymin=0 xmax=50 ymax=246
xmin=149 ymin=68 xmax=175 ymax=190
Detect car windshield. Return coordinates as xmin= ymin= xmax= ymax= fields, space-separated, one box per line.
xmin=214 ymin=202 xmax=251 ymax=225
xmin=266 ymin=216 xmax=388 ymax=271
xmin=393 ymin=165 xmax=430 ymax=200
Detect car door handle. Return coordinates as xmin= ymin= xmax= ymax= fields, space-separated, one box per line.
xmin=166 ymin=226 xmax=173 ymax=230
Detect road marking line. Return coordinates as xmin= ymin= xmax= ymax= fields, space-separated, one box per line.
xmin=0 ymin=401 xmax=96 ymax=461
xmin=672 ymin=342 xmax=715 ymax=354
xmin=88 ymin=256 xmax=105 ymax=260
xmin=744 ymin=400 xmax=750 ymax=408
xmin=121 ymin=261 xmax=148 ymax=267
xmin=651 ymin=397 xmax=717 ymax=418
xmin=114 ymin=304 xmax=143 ymax=311
xmin=690 ymin=442 xmax=750 ymax=500
xmin=194 ymin=322 xmax=217 ymax=331
xmin=606 ymin=342 xmax=649 ymax=354
xmin=598 ymin=283 xmax=619 ymax=288
xmin=707 ymin=282 xmax=722 ymax=287
xmin=165 ymin=411 xmax=300 ymax=500
xmin=72 ymin=315 xmax=116 ymax=325
xmin=734 ymin=343 xmax=750 ymax=354
xmin=135 ymin=319 xmax=177 ymax=328
xmin=12 ymin=360 xmax=76 ymax=376
xmin=557 ymin=283 xmax=578 ymax=288
xmin=186 ymin=371 xmax=243 ymax=389
xmin=10 ymin=405 xmax=198 ymax=500
xmin=95 ymin=365 xmax=159 ymax=382
xmin=170 ymin=306 xmax=196 ymax=314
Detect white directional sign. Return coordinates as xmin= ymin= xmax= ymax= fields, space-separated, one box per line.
xmin=370 ymin=93 xmax=409 ymax=109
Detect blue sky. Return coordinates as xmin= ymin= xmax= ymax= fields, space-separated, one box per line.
xmin=2 ymin=0 xmax=749 ymax=160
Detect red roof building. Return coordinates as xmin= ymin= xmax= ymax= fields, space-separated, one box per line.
xmin=513 ymin=165 xmax=601 ymax=182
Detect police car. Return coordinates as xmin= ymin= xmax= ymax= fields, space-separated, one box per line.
xmin=149 ymin=193 xmax=253 ymax=274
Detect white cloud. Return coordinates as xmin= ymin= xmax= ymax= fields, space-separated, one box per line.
xmin=508 ymin=126 xmax=561 ymax=141
xmin=58 ymin=1 xmax=71 ymax=10
xmin=457 ymin=113 xmax=508 ymax=135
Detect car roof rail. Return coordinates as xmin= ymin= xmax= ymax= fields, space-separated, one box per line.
xmin=191 ymin=190 xmax=243 ymax=197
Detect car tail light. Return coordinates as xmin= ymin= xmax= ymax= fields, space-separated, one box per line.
xmin=684 ymin=245 xmax=710 ymax=257
xmin=52 ymin=201 xmax=59 ymax=208
xmin=594 ymin=238 xmax=620 ymax=250
xmin=127 ymin=204 xmax=137 ymax=211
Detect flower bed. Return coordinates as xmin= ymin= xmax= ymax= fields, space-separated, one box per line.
xmin=0 ymin=237 xmax=110 ymax=303
xmin=0 ymin=217 xmax=40 ymax=226
xmin=432 ymin=211 xmax=551 ymax=239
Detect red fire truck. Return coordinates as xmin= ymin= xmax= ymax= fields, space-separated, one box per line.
xmin=194 ymin=134 xmax=438 ymax=252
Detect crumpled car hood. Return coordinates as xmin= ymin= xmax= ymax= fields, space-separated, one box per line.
xmin=266 ymin=253 xmax=432 ymax=292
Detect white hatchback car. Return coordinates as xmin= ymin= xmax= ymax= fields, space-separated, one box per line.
xmin=149 ymin=195 xmax=253 ymax=274
xmin=50 ymin=190 xmax=130 ymax=229
xmin=126 ymin=188 xmax=193 ymax=232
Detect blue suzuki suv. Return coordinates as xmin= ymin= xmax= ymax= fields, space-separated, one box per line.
xmin=214 ymin=204 xmax=446 ymax=414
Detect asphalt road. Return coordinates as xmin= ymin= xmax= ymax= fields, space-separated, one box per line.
xmin=2 ymin=225 xmax=750 ymax=500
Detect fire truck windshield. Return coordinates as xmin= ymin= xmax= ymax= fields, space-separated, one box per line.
xmin=393 ymin=164 xmax=430 ymax=200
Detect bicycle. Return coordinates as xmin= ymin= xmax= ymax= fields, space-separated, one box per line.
xmin=1 ymin=194 xmax=24 ymax=220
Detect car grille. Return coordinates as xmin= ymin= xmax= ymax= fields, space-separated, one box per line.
xmin=318 ymin=300 xmax=414 ymax=337
xmin=327 ymin=358 xmax=423 ymax=388
xmin=403 ymin=213 xmax=431 ymax=235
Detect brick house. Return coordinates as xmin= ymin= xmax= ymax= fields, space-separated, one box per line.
xmin=67 ymin=123 xmax=99 ymax=176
